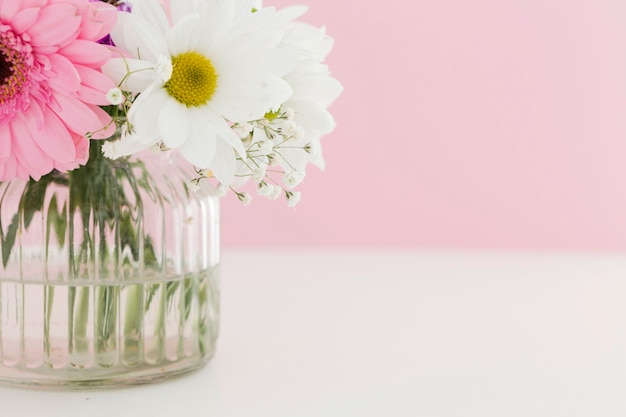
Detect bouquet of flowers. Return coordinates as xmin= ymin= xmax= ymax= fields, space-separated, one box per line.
xmin=0 ymin=0 xmax=341 ymax=388
xmin=1 ymin=0 xmax=342 ymax=205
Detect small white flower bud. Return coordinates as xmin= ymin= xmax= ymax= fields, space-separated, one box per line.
xmin=283 ymin=170 xmax=306 ymax=189
xmin=286 ymin=191 xmax=301 ymax=207
xmin=251 ymin=167 xmax=266 ymax=183
xmin=101 ymin=141 xmax=118 ymax=159
xmin=237 ymin=192 xmax=252 ymax=206
xmin=293 ymin=125 xmax=306 ymax=141
xmin=284 ymin=107 xmax=295 ymax=120
xmin=233 ymin=122 xmax=253 ymax=139
xmin=106 ymin=87 xmax=125 ymax=105
xmin=305 ymin=140 xmax=321 ymax=157
xmin=215 ymin=184 xmax=228 ymax=197
xmin=267 ymin=152 xmax=280 ymax=166
xmin=257 ymin=182 xmax=273 ymax=197
xmin=269 ymin=185 xmax=282 ymax=200
xmin=257 ymin=140 xmax=274 ymax=156
xmin=154 ymin=55 xmax=173 ymax=82
xmin=188 ymin=179 xmax=201 ymax=192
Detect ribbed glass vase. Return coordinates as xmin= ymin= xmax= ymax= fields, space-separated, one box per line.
xmin=0 ymin=142 xmax=220 ymax=388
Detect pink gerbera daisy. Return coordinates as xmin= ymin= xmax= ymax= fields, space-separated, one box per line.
xmin=0 ymin=0 xmax=117 ymax=181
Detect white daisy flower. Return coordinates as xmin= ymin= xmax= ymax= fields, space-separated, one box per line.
xmin=102 ymin=0 xmax=297 ymax=185
xmin=270 ymin=8 xmax=343 ymax=172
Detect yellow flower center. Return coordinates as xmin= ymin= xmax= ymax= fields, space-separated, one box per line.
xmin=165 ymin=52 xmax=218 ymax=107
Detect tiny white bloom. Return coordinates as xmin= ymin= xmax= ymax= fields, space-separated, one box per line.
xmin=283 ymin=170 xmax=306 ymax=189
xmin=101 ymin=141 xmax=118 ymax=159
xmin=188 ymin=179 xmax=201 ymax=192
xmin=284 ymin=107 xmax=295 ymax=120
xmin=233 ymin=122 xmax=253 ymax=139
xmin=268 ymin=152 xmax=280 ymax=166
xmin=257 ymin=182 xmax=274 ymax=197
xmin=106 ymin=87 xmax=125 ymax=105
xmin=251 ymin=167 xmax=266 ymax=183
xmin=293 ymin=125 xmax=306 ymax=140
xmin=238 ymin=192 xmax=252 ymax=206
xmin=153 ymin=55 xmax=173 ymax=83
xmin=257 ymin=140 xmax=274 ymax=156
xmin=102 ymin=129 xmax=146 ymax=159
xmin=270 ymin=185 xmax=282 ymax=200
xmin=286 ymin=191 xmax=301 ymax=207
xmin=215 ymin=184 xmax=228 ymax=197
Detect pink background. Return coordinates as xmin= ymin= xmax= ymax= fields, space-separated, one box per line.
xmin=222 ymin=0 xmax=626 ymax=252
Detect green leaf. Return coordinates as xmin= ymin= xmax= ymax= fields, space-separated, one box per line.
xmin=46 ymin=195 xmax=67 ymax=249
xmin=22 ymin=176 xmax=52 ymax=229
xmin=1 ymin=213 xmax=19 ymax=268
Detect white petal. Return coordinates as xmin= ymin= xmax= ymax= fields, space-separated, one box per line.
xmin=211 ymin=32 xmax=282 ymax=68
xmin=232 ymin=0 xmax=255 ymax=20
xmin=170 ymin=0 xmax=200 ymax=25
xmin=203 ymin=107 xmax=246 ymax=158
xmin=178 ymin=107 xmax=217 ymax=168
xmin=132 ymin=0 xmax=171 ymax=35
xmin=210 ymin=137 xmax=236 ymax=186
xmin=255 ymin=48 xmax=298 ymax=77
xmin=102 ymin=135 xmax=151 ymax=159
xmin=131 ymin=87 xmax=170 ymax=143
xmin=193 ymin=0 xmax=234 ymax=54
xmin=158 ymin=98 xmax=190 ymax=148
xmin=102 ymin=58 xmax=157 ymax=93
xmin=227 ymin=6 xmax=274 ymax=39
xmin=274 ymin=5 xmax=308 ymax=24
xmin=111 ymin=12 xmax=168 ymax=62
xmin=210 ymin=72 xmax=293 ymax=122
xmin=288 ymin=99 xmax=336 ymax=135
xmin=167 ymin=13 xmax=201 ymax=56
xmin=287 ymin=72 xmax=343 ymax=107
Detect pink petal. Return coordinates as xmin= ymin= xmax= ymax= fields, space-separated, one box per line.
xmin=0 ymin=1 xmax=21 ymax=22
xmin=30 ymin=105 xmax=76 ymax=164
xmin=60 ymin=40 xmax=111 ymax=67
xmin=25 ymin=99 xmax=45 ymax=131
xmin=76 ymin=64 xmax=115 ymax=104
xmin=0 ymin=126 xmax=11 ymax=160
xmin=79 ymin=2 xmax=118 ymax=41
xmin=28 ymin=4 xmax=81 ymax=47
xmin=72 ymin=134 xmax=89 ymax=164
xmin=46 ymin=53 xmax=81 ymax=94
xmin=87 ymin=105 xmax=115 ymax=139
xmin=10 ymin=118 xmax=53 ymax=180
xmin=54 ymin=133 xmax=88 ymax=171
xmin=0 ymin=156 xmax=18 ymax=181
xmin=22 ymin=0 xmax=47 ymax=7
xmin=10 ymin=7 xmax=39 ymax=35
xmin=16 ymin=163 xmax=30 ymax=181
xmin=50 ymin=92 xmax=112 ymax=139
xmin=77 ymin=85 xmax=106 ymax=105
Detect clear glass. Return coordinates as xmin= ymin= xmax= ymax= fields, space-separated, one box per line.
xmin=0 ymin=143 xmax=220 ymax=388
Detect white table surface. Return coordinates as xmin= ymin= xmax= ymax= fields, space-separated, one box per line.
xmin=1 ymin=248 xmax=626 ymax=416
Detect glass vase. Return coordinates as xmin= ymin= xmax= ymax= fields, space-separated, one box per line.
xmin=0 ymin=142 xmax=220 ymax=389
